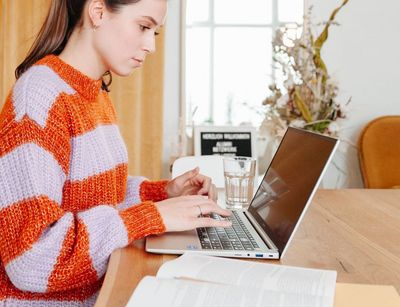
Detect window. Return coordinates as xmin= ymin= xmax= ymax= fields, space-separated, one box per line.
xmin=185 ymin=0 xmax=304 ymax=126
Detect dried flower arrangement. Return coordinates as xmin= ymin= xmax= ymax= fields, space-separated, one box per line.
xmin=261 ymin=0 xmax=350 ymax=137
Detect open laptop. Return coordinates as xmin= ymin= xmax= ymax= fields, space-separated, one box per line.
xmin=146 ymin=127 xmax=339 ymax=259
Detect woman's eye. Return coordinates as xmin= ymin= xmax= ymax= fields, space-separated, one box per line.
xmin=140 ymin=25 xmax=151 ymax=31
xmin=139 ymin=24 xmax=159 ymax=36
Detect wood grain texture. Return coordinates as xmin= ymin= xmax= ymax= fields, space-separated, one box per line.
xmin=95 ymin=189 xmax=400 ymax=307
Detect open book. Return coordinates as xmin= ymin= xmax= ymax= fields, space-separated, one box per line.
xmin=127 ymin=253 xmax=337 ymax=307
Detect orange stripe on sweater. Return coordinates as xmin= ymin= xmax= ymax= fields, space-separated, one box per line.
xmin=119 ymin=201 xmax=165 ymax=243
xmin=0 ymin=197 xmax=64 ymax=265
xmin=47 ymin=221 xmax=98 ymax=293
xmin=0 ymin=260 xmax=102 ymax=301
xmin=62 ymin=164 xmax=128 ymax=212
xmin=65 ymin=93 xmax=118 ymax=137
xmin=36 ymin=55 xmax=103 ymax=102
xmin=0 ymin=96 xmax=71 ymax=173
xmin=140 ymin=180 xmax=169 ymax=202
xmin=1 ymin=88 xmax=117 ymax=152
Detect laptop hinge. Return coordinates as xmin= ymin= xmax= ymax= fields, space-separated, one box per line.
xmin=244 ymin=211 xmax=279 ymax=251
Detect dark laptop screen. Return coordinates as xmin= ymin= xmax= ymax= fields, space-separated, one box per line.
xmin=248 ymin=127 xmax=338 ymax=253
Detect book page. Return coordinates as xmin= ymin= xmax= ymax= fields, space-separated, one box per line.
xmin=127 ymin=276 xmax=334 ymax=307
xmin=157 ymin=253 xmax=336 ymax=299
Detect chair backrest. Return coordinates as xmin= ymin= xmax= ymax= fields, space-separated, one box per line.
xmin=171 ymin=155 xmax=225 ymax=188
xmin=358 ymin=116 xmax=400 ymax=188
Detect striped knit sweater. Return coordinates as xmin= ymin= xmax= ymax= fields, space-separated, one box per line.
xmin=0 ymin=55 xmax=168 ymax=306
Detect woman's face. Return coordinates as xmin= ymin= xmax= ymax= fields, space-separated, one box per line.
xmin=93 ymin=0 xmax=167 ymax=76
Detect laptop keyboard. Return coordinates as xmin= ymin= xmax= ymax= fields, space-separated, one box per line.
xmin=197 ymin=211 xmax=260 ymax=251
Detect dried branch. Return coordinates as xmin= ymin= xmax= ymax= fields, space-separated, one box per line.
xmin=262 ymin=1 xmax=350 ymax=137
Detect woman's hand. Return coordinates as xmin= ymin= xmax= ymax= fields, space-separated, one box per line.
xmin=155 ymin=195 xmax=231 ymax=232
xmin=166 ymin=167 xmax=217 ymax=201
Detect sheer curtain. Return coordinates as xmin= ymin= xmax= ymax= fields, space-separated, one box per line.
xmin=0 ymin=0 xmax=165 ymax=179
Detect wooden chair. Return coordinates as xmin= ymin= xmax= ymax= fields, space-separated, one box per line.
xmin=358 ymin=116 xmax=400 ymax=188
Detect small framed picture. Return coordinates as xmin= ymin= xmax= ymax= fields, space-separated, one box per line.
xmin=194 ymin=126 xmax=257 ymax=159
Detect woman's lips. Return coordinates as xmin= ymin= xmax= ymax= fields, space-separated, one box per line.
xmin=132 ymin=58 xmax=144 ymax=64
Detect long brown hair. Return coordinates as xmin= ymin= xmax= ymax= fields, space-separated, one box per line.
xmin=15 ymin=0 xmax=141 ymax=91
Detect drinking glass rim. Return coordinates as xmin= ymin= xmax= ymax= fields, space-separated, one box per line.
xmin=223 ymin=156 xmax=255 ymax=162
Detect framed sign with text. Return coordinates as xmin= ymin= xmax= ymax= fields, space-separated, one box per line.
xmin=194 ymin=126 xmax=257 ymax=158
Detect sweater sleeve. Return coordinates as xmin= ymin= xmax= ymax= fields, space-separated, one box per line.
xmin=117 ymin=176 xmax=169 ymax=211
xmin=140 ymin=180 xmax=169 ymax=202
xmin=0 ymin=93 xmax=165 ymax=294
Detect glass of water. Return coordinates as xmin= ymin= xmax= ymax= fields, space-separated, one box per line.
xmin=223 ymin=156 xmax=256 ymax=209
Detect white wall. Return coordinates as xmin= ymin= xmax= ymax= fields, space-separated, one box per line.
xmin=163 ymin=0 xmax=181 ymax=178
xmin=163 ymin=0 xmax=400 ymax=186
xmin=307 ymin=0 xmax=400 ymax=187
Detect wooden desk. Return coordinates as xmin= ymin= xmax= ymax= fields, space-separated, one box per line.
xmin=95 ymin=189 xmax=400 ymax=307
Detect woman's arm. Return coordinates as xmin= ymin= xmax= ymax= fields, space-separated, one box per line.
xmin=0 ymin=90 xmax=165 ymax=294
xmin=117 ymin=176 xmax=169 ymax=211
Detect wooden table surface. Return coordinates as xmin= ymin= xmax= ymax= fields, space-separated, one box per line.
xmin=95 ymin=189 xmax=400 ymax=307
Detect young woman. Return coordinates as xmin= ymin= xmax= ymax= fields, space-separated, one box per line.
xmin=0 ymin=0 xmax=231 ymax=305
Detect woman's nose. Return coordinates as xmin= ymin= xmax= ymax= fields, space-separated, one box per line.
xmin=143 ymin=34 xmax=156 ymax=54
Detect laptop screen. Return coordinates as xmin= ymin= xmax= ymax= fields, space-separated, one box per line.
xmin=247 ymin=127 xmax=338 ymax=253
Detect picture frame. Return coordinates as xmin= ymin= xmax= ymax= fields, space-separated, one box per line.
xmin=194 ymin=126 xmax=257 ymax=159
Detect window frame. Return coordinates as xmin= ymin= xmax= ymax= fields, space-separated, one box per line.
xmin=183 ymin=0 xmax=304 ymax=126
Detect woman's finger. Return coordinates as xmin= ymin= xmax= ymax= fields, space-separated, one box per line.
xmin=196 ymin=203 xmax=231 ymax=217
xmin=196 ymin=176 xmax=212 ymax=195
xmin=195 ymin=217 xmax=232 ymax=228
xmin=174 ymin=167 xmax=200 ymax=187
xmin=192 ymin=204 xmax=203 ymax=217
xmin=207 ymin=183 xmax=217 ymax=201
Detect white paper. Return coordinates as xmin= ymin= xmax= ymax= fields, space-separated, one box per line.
xmin=127 ymin=276 xmax=333 ymax=307
xmin=157 ymin=253 xmax=336 ymax=303
xmin=129 ymin=253 xmax=337 ymax=307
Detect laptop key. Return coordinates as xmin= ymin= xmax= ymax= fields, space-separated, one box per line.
xmin=200 ymin=211 xmax=262 ymax=252
xmin=222 ymin=244 xmax=233 ymax=249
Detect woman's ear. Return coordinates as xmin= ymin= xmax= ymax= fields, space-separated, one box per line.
xmin=88 ymin=0 xmax=106 ymax=29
